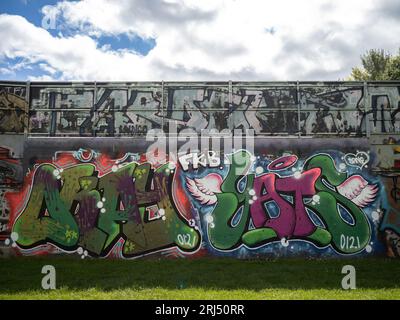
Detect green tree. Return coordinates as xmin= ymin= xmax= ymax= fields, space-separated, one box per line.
xmin=350 ymin=49 xmax=392 ymax=80
xmin=385 ymin=53 xmax=400 ymax=80
xmin=349 ymin=49 xmax=400 ymax=81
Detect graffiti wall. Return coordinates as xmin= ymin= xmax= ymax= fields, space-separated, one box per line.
xmin=0 ymin=147 xmax=393 ymax=259
xmin=0 ymin=85 xmax=28 ymax=134
xmin=0 ymin=80 xmax=399 ymax=259
xmin=5 ymin=82 xmax=399 ymax=137
xmin=29 ymin=85 xmax=163 ymax=136
xmin=0 ymin=146 xmax=22 ymax=243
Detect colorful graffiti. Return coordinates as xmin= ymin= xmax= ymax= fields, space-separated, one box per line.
xmin=378 ymin=174 xmax=400 ymax=257
xmin=8 ymin=150 xmax=200 ymax=257
xmin=0 ymin=148 xmax=392 ymax=258
xmin=183 ymin=151 xmax=378 ymax=255
xmin=0 ymin=147 xmax=22 ymax=240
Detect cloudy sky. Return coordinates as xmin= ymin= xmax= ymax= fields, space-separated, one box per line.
xmin=0 ymin=0 xmax=399 ymax=81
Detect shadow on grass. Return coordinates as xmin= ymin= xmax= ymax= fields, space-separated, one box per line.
xmin=0 ymin=256 xmax=399 ymax=293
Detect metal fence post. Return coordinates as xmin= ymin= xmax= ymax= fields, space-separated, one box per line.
xmin=161 ymin=80 xmax=165 ymax=131
xmin=228 ymin=80 xmax=232 ymax=106
xmin=25 ymin=80 xmax=30 ymax=137
xmin=364 ymin=81 xmax=371 ymax=138
xmin=93 ymin=81 xmax=97 ymax=136
xmin=296 ymin=81 xmax=301 ymax=138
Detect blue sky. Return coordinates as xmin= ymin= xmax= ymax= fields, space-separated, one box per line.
xmin=0 ymin=1 xmax=55 ymax=80
xmin=0 ymin=0 xmax=399 ymax=81
xmin=0 ymin=0 xmax=157 ymax=81
xmin=0 ymin=0 xmax=156 ymax=53
xmin=0 ymin=1 xmax=59 ymax=28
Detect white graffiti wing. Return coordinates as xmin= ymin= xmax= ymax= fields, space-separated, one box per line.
xmin=337 ymin=175 xmax=378 ymax=208
xmin=186 ymin=173 xmax=223 ymax=205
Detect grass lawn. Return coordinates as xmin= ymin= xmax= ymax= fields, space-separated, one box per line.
xmin=0 ymin=257 xmax=399 ymax=300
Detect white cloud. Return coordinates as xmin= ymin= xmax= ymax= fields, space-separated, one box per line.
xmin=0 ymin=0 xmax=400 ymax=81
xmin=0 ymin=67 xmax=14 ymax=76
xmin=28 ymin=74 xmax=55 ymax=81
xmin=38 ymin=63 xmax=58 ymax=75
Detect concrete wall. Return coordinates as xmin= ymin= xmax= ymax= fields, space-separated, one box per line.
xmin=0 ymin=81 xmax=399 ymax=259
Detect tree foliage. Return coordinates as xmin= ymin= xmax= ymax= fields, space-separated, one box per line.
xmin=349 ymin=49 xmax=400 ymax=81
xmin=385 ymin=55 xmax=400 ymax=80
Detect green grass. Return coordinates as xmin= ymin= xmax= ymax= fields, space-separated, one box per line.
xmin=0 ymin=257 xmax=399 ymax=299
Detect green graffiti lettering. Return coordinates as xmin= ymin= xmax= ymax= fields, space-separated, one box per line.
xmin=304 ymin=154 xmax=371 ymax=254
xmin=208 ymin=151 xmax=254 ymax=250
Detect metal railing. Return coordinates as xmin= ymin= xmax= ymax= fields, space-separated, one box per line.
xmin=0 ymin=80 xmax=399 ymax=139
